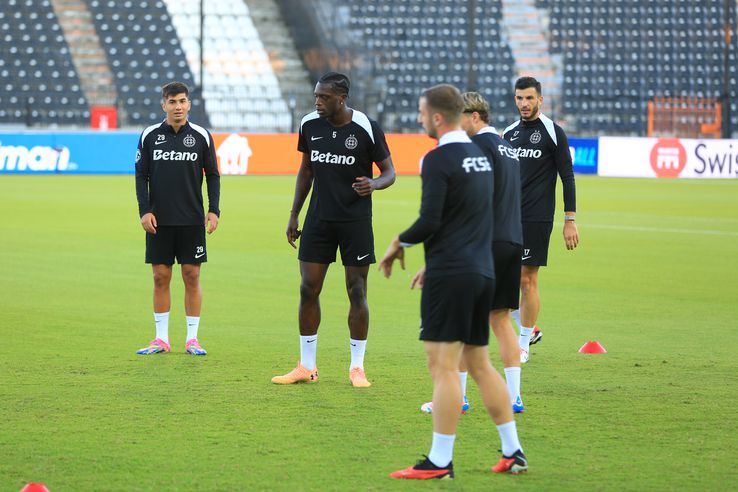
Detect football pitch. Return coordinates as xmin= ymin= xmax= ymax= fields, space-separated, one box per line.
xmin=1 ymin=174 xmax=737 ymax=491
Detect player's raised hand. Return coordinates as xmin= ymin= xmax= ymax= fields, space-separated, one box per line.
xmin=206 ymin=212 xmax=219 ymax=234
xmin=140 ymin=212 xmax=157 ymax=234
xmin=563 ymin=221 xmax=579 ymax=250
xmin=378 ymin=236 xmax=405 ymax=278
xmin=410 ymin=265 xmax=426 ymax=289
xmin=352 ymin=176 xmax=375 ymax=196
xmin=286 ymin=214 xmax=301 ymax=249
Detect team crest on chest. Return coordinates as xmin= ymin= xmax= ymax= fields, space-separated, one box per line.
xmin=345 ymin=134 xmax=358 ymax=150
xmin=530 ymin=130 xmax=542 ymax=144
xmin=183 ymin=134 xmax=196 ymax=148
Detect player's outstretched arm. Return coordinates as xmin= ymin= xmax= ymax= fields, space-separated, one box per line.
xmin=353 ymin=157 xmax=396 ymax=196
xmin=287 ymin=153 xmax=313 ymax=248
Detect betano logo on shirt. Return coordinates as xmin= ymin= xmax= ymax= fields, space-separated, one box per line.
xmin=310 ymin=150 xmax=355 ymax=165
xmin=152 ymin=149 xmax=198 ymax=161
xmin=515 ymin=148 xmax=542 ymax=159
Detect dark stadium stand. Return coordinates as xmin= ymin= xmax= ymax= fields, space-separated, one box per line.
xmin=85 ymin=0 xmax=209 ymax=127
xmin=537 ymin=0 xmax=738 ymax=136
xmin=0 ymin=0 xmax=89 ymax=126
xmin=344 ymin=0 xmax=517 ymax=132
xmin=1 ymin=0 xmax=735 ymax=136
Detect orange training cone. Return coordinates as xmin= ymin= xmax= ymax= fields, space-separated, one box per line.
xmin=578 ymin=341 xmax=607 ymax=354
xmin=20 ymin=484 xmax=50 ymax=492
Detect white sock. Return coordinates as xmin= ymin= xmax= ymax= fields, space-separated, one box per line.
xmin=496 ymin=421 xmax=522 ymax=457
xmin=428 ymin=432 xmax=456 ymax=468
xmin=349 ymin=338 xmax=367 ymax=369
xmin=503 ymin=367 xmax=521 ymax=402
xmin=458 ymin=371 xmax=468 ymax=397
xmin=186 ymin=316 xmax=200 ymax=341
xmin=511 ymin=309 xmax=521 ymax=328
xmin=300 ymin=335 xmax=318 ymax=370
xmin=154 ymin=312 xmax=169 ymax=344
xmin=519 ymin=326 xmax=533 ymax=351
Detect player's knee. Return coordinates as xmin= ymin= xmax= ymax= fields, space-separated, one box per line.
xmin=346 ymin=281 xmax=367 ymax=306
xmin=182 ymin=269 xmax=200 ymax=288
xmin=299 ymin=281 xmax=321 ymax=301
xmin=152 ymin=270 xmax=171 ymax=288
xmin=520 ymin=274 xmax=537 ymax=293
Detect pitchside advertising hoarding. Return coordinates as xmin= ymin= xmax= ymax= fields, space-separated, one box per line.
xmin=3 ymin=131 xmax=735 ymax=178
xmin=569 ymin=137 xmax=598 ymax=174
xmin=0 ymin=131 xmax=434 ymax=175
xmin=599 ymin=137 xmax=738 ymax=178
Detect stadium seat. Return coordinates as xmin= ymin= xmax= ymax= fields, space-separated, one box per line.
xmin=0 ymin=0 xmax=88 ymax=126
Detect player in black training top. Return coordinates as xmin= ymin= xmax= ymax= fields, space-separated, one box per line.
xmin=134 ymin=81 xmax=220 ymax=357
xmin=381 ymin=84 xmax=527 ymax=480
xmin=272 ymin=72 xmax=395 ymax=388
xmin=503 ymin=76 xmax=579 ymax=363
xmin=415 ymin=91 xmax=526 ymax=416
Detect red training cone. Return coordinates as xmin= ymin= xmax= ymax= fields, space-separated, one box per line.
xmin=578 ymin=341 xmax=607 ymax=354
xmin=20 ymin=484 xmax=50 ymax=492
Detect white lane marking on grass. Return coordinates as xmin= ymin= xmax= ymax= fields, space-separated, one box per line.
xmin=586 ymin=224 xmax=738 ymax=237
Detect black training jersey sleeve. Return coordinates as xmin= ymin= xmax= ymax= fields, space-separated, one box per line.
xmin=399 ymin=131 xmax=494 ymax=279
xmin=297 ymin=109 xmax=391 ymax=222
xmin=472 ymin=128 xmax=523 ymax=245
xmin=135 ymin=120 xmax=221 ymax=226
xmin=503 ymin=114 xmax=576 ymax=222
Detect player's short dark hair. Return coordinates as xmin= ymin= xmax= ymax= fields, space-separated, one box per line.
xmin=422 ymin=84 xmax=464 ymax=124
xmin=162 ymin=81 xmax=190 ymax=100
xmin=461 ymin=92 xmax=490 ymax=123
xmin=515 ymin=76 xmax=542 ymax=95
xmin=318 ymin=72 xmax=350 ymax=96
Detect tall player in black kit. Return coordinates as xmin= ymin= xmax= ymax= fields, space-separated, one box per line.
xmin=381 ymin=85 xmax=527 ymax=480
xmin=273 ymin=73 xmax=396 ymax=387
xmin=135 ymin=82 xmax=220 ymax=356
xmin=503 ymin=77 xmax=579 ymax=362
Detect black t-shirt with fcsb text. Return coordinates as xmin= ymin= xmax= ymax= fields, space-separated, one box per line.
xmin=398 ymin=131 xmax=494 ymax=279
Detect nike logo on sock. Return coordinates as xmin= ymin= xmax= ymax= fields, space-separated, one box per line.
xmin=306 ymin=339 xmax=316 ymax=343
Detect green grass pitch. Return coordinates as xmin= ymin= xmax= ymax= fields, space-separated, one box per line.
xmin=1 ymin=174 xmax=737 ymax=491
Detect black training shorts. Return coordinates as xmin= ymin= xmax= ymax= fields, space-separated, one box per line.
xmin=420 ymin=273 xmax=495 ymax=346
xmin=491 ymin=241 xmax=522 ymax=310
xmin=146 ymin=225 xmax=207 ymax=265
xmin=521 ymin=221 xmax=554 ymax=267
xmin=298 ymin=216 xmax=375 ymax=266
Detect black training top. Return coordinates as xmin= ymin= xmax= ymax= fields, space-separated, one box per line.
xmin=298 ymin=109 xmax=390 ymax=222
xmin=472 ymin=127 xmax=523 ymax=246
xmin=503 ymin=114 xmax=576 ymax=222
xmin=135 ymin=120 xmax=220 ymax=226
xmin=399 ymin=130 xmax=494 ymax=279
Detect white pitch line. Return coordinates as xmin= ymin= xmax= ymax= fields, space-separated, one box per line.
xmin=585 ymin=224 xmax=738 ymax=237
